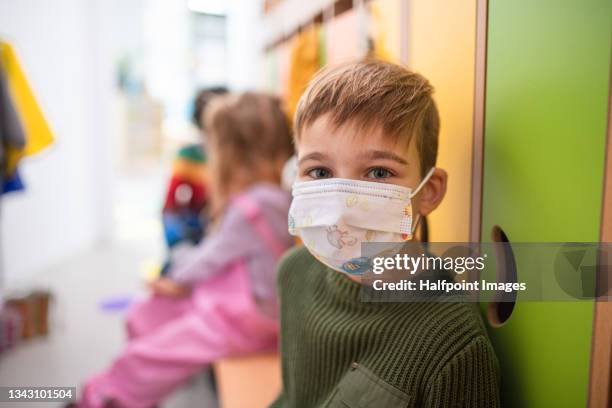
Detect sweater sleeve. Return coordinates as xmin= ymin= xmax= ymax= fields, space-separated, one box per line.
xmin=168 ymin=199 xmax=259 ymax=285
xmin=423 ymin=336 xmax=500 ymax=408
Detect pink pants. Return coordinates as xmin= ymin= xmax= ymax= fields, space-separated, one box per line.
xmin=81 ymin=261 xmax=279 ymax=408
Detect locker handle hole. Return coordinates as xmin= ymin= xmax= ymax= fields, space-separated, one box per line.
xmin=487 ymin=225 xmax=517 ymax=327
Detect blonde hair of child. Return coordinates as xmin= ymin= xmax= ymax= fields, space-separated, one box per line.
xmin=205 ymin=92 xmax=293 ymax=219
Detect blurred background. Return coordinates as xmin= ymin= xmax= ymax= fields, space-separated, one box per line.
xmin=0 ymin=0 xmax=611 ymax=407
xmin=0 ymin=1 xmax=263 ymax=406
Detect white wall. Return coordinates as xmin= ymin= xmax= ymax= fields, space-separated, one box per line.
xmin=226 ymin=0 xmax=263 ymax=91
xmin=0 ymin=0 xmax=262 ymax=287
xmin=0 ymin=0 xmax=118 ymax=286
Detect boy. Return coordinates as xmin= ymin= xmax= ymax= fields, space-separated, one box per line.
xmin=272 ymin=60 xmax=500 ymax=407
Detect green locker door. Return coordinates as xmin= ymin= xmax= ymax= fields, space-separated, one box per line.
xmin=481 ymin=0 xmax=612 ymax=406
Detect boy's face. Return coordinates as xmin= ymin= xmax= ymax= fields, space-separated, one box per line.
xmin=296 ymin=114 xmax=447 ymax=218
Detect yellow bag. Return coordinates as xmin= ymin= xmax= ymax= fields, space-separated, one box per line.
xmin=0 ymin=41 xmax=54 ymax=175
xmin=286 ymin=25 xmax=323 ymax=122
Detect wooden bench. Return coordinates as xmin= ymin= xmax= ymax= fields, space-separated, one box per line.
xmin=214 ymin=352 xmax=281 ymax=408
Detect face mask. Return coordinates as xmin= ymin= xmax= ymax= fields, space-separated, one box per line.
xmin=288 ymin=168 xmax=435 ymax=275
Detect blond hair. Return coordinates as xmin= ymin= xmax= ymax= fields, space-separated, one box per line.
xmin=205 ymin=92 xmax=293 ymax=218
xmin=294 ymin=59 xmax=439 ymax=176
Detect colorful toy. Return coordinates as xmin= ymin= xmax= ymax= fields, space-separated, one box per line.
xmin=161 ymin=144 xmax=209 ymax=274
xmin=99 ymin=295 xmax=135 ymax=313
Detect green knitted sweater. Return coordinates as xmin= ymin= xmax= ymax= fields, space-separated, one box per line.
xmin=270 ymin=246 xmax=500 ymax=408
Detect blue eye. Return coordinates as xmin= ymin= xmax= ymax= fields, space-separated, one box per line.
xmin=307 ymin=168 xmax=332 ymax=179
xmin=367 ymin=167 xmax=393 ymax=179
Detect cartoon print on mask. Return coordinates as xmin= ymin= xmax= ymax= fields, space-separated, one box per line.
xmin=401 ymin=203 xmax=413 ymax=240
xmin=342 ymin=257 xmax=371 ymax=275
xmin=326 ymin=225 xmax=358 ymax=249
xmin=345 ymin=195 xmax=358 ymax=207
xmin=403 ymin=203 xmax=412 ymax=216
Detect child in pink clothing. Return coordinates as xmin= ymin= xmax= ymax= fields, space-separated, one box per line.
xmin=77 ymin=93 xmax=294 ymax=408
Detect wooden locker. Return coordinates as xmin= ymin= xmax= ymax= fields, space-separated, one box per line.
xmin=406 ymin=0 xmax=478 ymax=243
xmin=476 ymin=0 xmax=612 ymax=406
xmin=589 ymin=48 xmax=612 ymax=408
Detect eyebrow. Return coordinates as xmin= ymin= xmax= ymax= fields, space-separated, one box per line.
xmin=298 ymin=152 xmax=330 ymax=165
xmin=360 ymin=150 xmax=408 ymax=165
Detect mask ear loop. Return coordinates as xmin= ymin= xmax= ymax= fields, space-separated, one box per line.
xmin=409 ymin=167 xmax=436 ymax=233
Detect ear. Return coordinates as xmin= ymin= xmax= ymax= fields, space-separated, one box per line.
xmin=417 ymin=168 xmax=447 ymax=216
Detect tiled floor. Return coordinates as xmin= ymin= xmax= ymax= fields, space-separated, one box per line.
xmin=0 ymin=168 xmax=217 ymax=408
